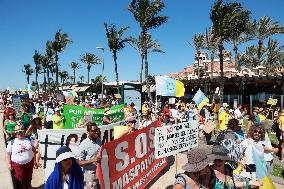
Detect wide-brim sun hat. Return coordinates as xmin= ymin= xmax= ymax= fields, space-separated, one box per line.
xmin=182 ymin=148 xmax=212 ymax=172
xmin=56 ymin=146 xmax=74 ymax=163
xmin=208 ymin=145 xmax=231 ymax=161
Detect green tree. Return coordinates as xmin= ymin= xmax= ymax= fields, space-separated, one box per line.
xmin=129 ymin=33 xmax=164 ymax=83
xmin=250 ymin=16 xmax=284 ymax=65
xmin=70 ymin=61 xmax=80 ymax=84
xmin=204 ymin=27 xmax=218 ymax=78
xmin=80 ymin=53 xmax=100 ymax=83
xmin=23 ymin=64 xmax=34 ymax=84
xmin=104 ymin=23 xmax=130 ymax=93
xmin=44 ymin=41 xmax=54 ymax=94
xmin=265 ymin=38 xmax=284 ymax=73
xmin=210 ymin=0 xmax=248 ymax=104
xmin=193 ymin=34 xmax=205 ymax=78
xmin=128 ymin=0 xmax=168 ymax=100
xmin=33 ymin=50 xmax=43 ymax=94
xmin=52 ymin=30 xmax=72 ymax=91
xmin=79 ymin=75 xmax=84 ymax=83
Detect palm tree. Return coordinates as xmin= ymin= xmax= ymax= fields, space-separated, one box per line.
xmin=80 ymin=53 xmax=100 ymax=83
xmin=23 ymin=64 xmax=34 ymax=84
xmin=250 ymin=16 xmax=284 ymax=65
xmin=128 ymin=0 xmax=168 ymax=100
xmin=79 ymin=75 xmax=84 ymax=83
xmin=210 ymin=0 xmax=248 ymax=104
xmin=192 ymin=34 xmax=205 ymax=78
xmin=70 ymin=61 xmax=80 ymax=84
xmin=266 ymin=38 xmax=284 ymax=73
xmin=44 ymin=40 xmax=54 ymax=94
xmin=238 ymin=45 xmax=259 ymax=68
xmin=229 ymin=10 xmax=251 ymax=70
xmin=204 ymin=28 xmax=218 ymax=78
xmin=104 ymin=23 xmax=130 ymax=93
xmin=129 ymin=33 xmax=164 ymax=83
xmin=33 ymin=50 xmax=43 ymax=94
xmin=52 ymin=30 xmax=72 ymax=91
xmin=59 ymin=70 xmax=69 ymax=85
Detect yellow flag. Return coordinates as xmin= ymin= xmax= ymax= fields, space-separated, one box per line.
xmin=176 ymin=80 xmax=185 ymax=97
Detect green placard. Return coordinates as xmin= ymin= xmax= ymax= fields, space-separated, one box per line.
xmin=63 ymin=104 xmax=125 ymax=129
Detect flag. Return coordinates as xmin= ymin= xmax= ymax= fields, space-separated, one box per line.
xmin=155 ymin=76 xmax=185 ymax=97
xmin=176 ymin=80 xmax=185 ymax=97
xmin=252 ymin=144 xmax=275 ymax=189
xmin=192 ymin=89 xmax=209 ymax=110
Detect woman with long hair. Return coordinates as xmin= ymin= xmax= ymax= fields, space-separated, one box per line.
xmin=3 ymin=112 xmax=17 ymax=140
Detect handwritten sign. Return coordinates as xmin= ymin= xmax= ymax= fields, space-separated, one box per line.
xmin=154 ymin=121 xmax=199 ymax=159
xmin=267 ymin=98 xmax=277 ymax=106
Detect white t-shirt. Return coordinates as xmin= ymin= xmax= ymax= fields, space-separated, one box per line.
xmin=170 ymin=109 xmax=178 ymax=118
xmin=241 ymin=138 xmax=264 ymax=165
xmin=45 ymin=107 xmax=54 ymax=122
xmin=234 ymin=108 xmax=242 ymax=119
xmin=6 ymin=138 xmax=35 ymax=164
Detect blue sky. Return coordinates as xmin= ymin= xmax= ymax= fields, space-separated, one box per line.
xmin=0 ymin=0 xmax=284 ymax=90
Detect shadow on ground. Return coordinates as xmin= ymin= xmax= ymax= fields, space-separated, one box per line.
xmin=145 ymin=155 xmax=175 ymax=189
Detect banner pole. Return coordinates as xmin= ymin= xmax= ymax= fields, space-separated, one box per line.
xmin=175 ymin=153 xmax=178 ymax=176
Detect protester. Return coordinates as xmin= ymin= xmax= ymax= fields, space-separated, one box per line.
xmin=253 ymin=107 xmax=261 ymax=124
xmin=162 ymin=104 xmax=171 ymax=124
xmin=52 ymin=108 xmax=64 ymax=129
xmin=173 ymin=148 xmax=213 ymax=189
xmin=20 ymin=104 xmax=32 ymax=129
xmin=3 ymin=112 xmax=17 ymax=140
xmin=209 ymin=145 xmax=262 ymax=188
xmin=44 ymin=102 xmax=54 ymax=129
xmin=117 ymin=118 xmax=137 ymax=138
xmin=219 ymin=103 xmax=229 ymax=131
xmin=102 ymin=107 xmax=112 ymax=125
xmin=278 ymin=109 xmax=284 ymax=162
xmin=26 ymin=114 xmax=42 ymax=169
xmin=241 ymin=125 xmax=279 ymax=177
xmin=74 ymin=123 xmax=101 ymax=188
xmin=6 ymin=125 xmax=36 ymax=189
xmin=186 ymin=103 xmax=196 ymax=121
xmin=45 ymin=146 xmax=84 ymax=189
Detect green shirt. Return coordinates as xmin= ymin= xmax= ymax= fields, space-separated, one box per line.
xmin=52 ymin=115 xmax=64 ymax=129
xmin=20 ymin=112 xmax=32 ymax=129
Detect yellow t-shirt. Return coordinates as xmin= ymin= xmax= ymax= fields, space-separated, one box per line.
xmin=278 ymin=115 xmax=284 ymax=131
xmin=52 ymin=115 xmax=64 ymax=129
xmin=259 ymin=114 xmax=266 ymax=122
xmin=219 ymin=111 xmax=229 ymax=131
xmin=142 ymin=104 xmax=149 ymax=116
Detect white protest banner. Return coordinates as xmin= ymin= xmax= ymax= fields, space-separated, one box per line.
xmin=154 ymin=121 xmax=199 ymax=159
xmin=38 ymin=118 xmax=137 ymax=181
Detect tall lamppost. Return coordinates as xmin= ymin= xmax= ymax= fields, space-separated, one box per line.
xmin=96 ymin=47 xmax=105 ymax=102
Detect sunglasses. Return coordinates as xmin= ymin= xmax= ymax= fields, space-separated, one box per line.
xmin=253 ymin=130 xmax=262 ymax=134
xmin=16 ymin=131 xmax=25 ymax=135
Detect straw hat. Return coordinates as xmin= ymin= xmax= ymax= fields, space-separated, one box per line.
xmin=55 ymin=146 xmax=74 ymax=163
xmin=182 ymin=148 xmax=212 ymax=172
xmin=208 ymin=145 xmax=231 ymax=161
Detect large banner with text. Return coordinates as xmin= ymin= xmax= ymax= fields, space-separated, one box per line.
xmin=63 ymin=104 xmax=125 ymax=128
xmin=97 ymin=121 xmax=167 ymax=189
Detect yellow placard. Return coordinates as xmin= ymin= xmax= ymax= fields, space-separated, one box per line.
xmin=267 ymin=98 xmax=277 ymax=105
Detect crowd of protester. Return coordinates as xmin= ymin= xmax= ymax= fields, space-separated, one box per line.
xmin=1 ymin=90 xmax=284 ymax=188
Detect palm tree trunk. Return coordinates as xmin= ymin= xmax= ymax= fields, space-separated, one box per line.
xmin=257 ymin=40 xmax=263 ymax=66
xmin=233 ymin=37 xmax=239 ymax=70
xmin=87 ymin=68 xmax=90 ymax=83
xmin=27 ymin=76 xmax=30 ymax=84
xmin=73 ymin=70 xmax=75 ymax=84
xmin=47 ymin=68 xmax=51 ymax=95
xmin=43 ymin=69 xmax=47 ymax=92
xmin=219 ymin=43 xmax=224 ymax=105
xmin=140 ymin=55 xmax=144 ymax=84
xmin=36 ymin=73 xmax=40 ymax=96
xmin=197 ymin=51 xmax=201 ymax=78
xmin=210 ymin=50 xmax=214 ymax=78
xmin=145 ymin=51 xmax=152 ymax=101
xmin=55 ymin=52 xmax=59 ymax=92
xmin=113 ymin=51 xmax=120 ymax=94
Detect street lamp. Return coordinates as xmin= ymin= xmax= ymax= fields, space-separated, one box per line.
xmin=96 ymin=46 xmax=105 ymax=102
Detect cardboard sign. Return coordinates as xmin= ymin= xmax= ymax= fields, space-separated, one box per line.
xmin=12 ymin=96 xmax=22 ymax=114
xmin=267 ymin=98 xmax=277 ymax=106
xmin=154 ymin=121 xmax=199 ymax=159
xmin=97 ymin=121 xmax=167 ymax=189
xmin=63 ymin=104 xmax=125 ymax=128
xmin=202 ymin=120 xmax=216 ymax=134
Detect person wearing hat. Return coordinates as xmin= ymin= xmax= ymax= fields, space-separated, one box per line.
xmin=45 ymin=146 xmax=84 ymax=189
xmin=19 ymin=104 xmax=33 ymax=129
xmin=3 ymin=111 xmax=17 ymax=140
xmin=52 ymin=108 xmax=64 ymax=129
xmin=209 ymin=145 xmax=262 ymax=188
xmin=26 ymin=114 xmax=42 ymax=169
xmin=116 ymin=118 xmax=138 ymax=139
xmin=219 ymin=104 xmax=230 ymax=131
xmin=6 ymin=125 xmax=37 ymax=189
xmin=102 ymin=107 xmax=112 ymax=125
xmin=173 ymin=148 xmax=213 ymax=189
xmin=278 ymin=109 xmax=284 ymax=162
